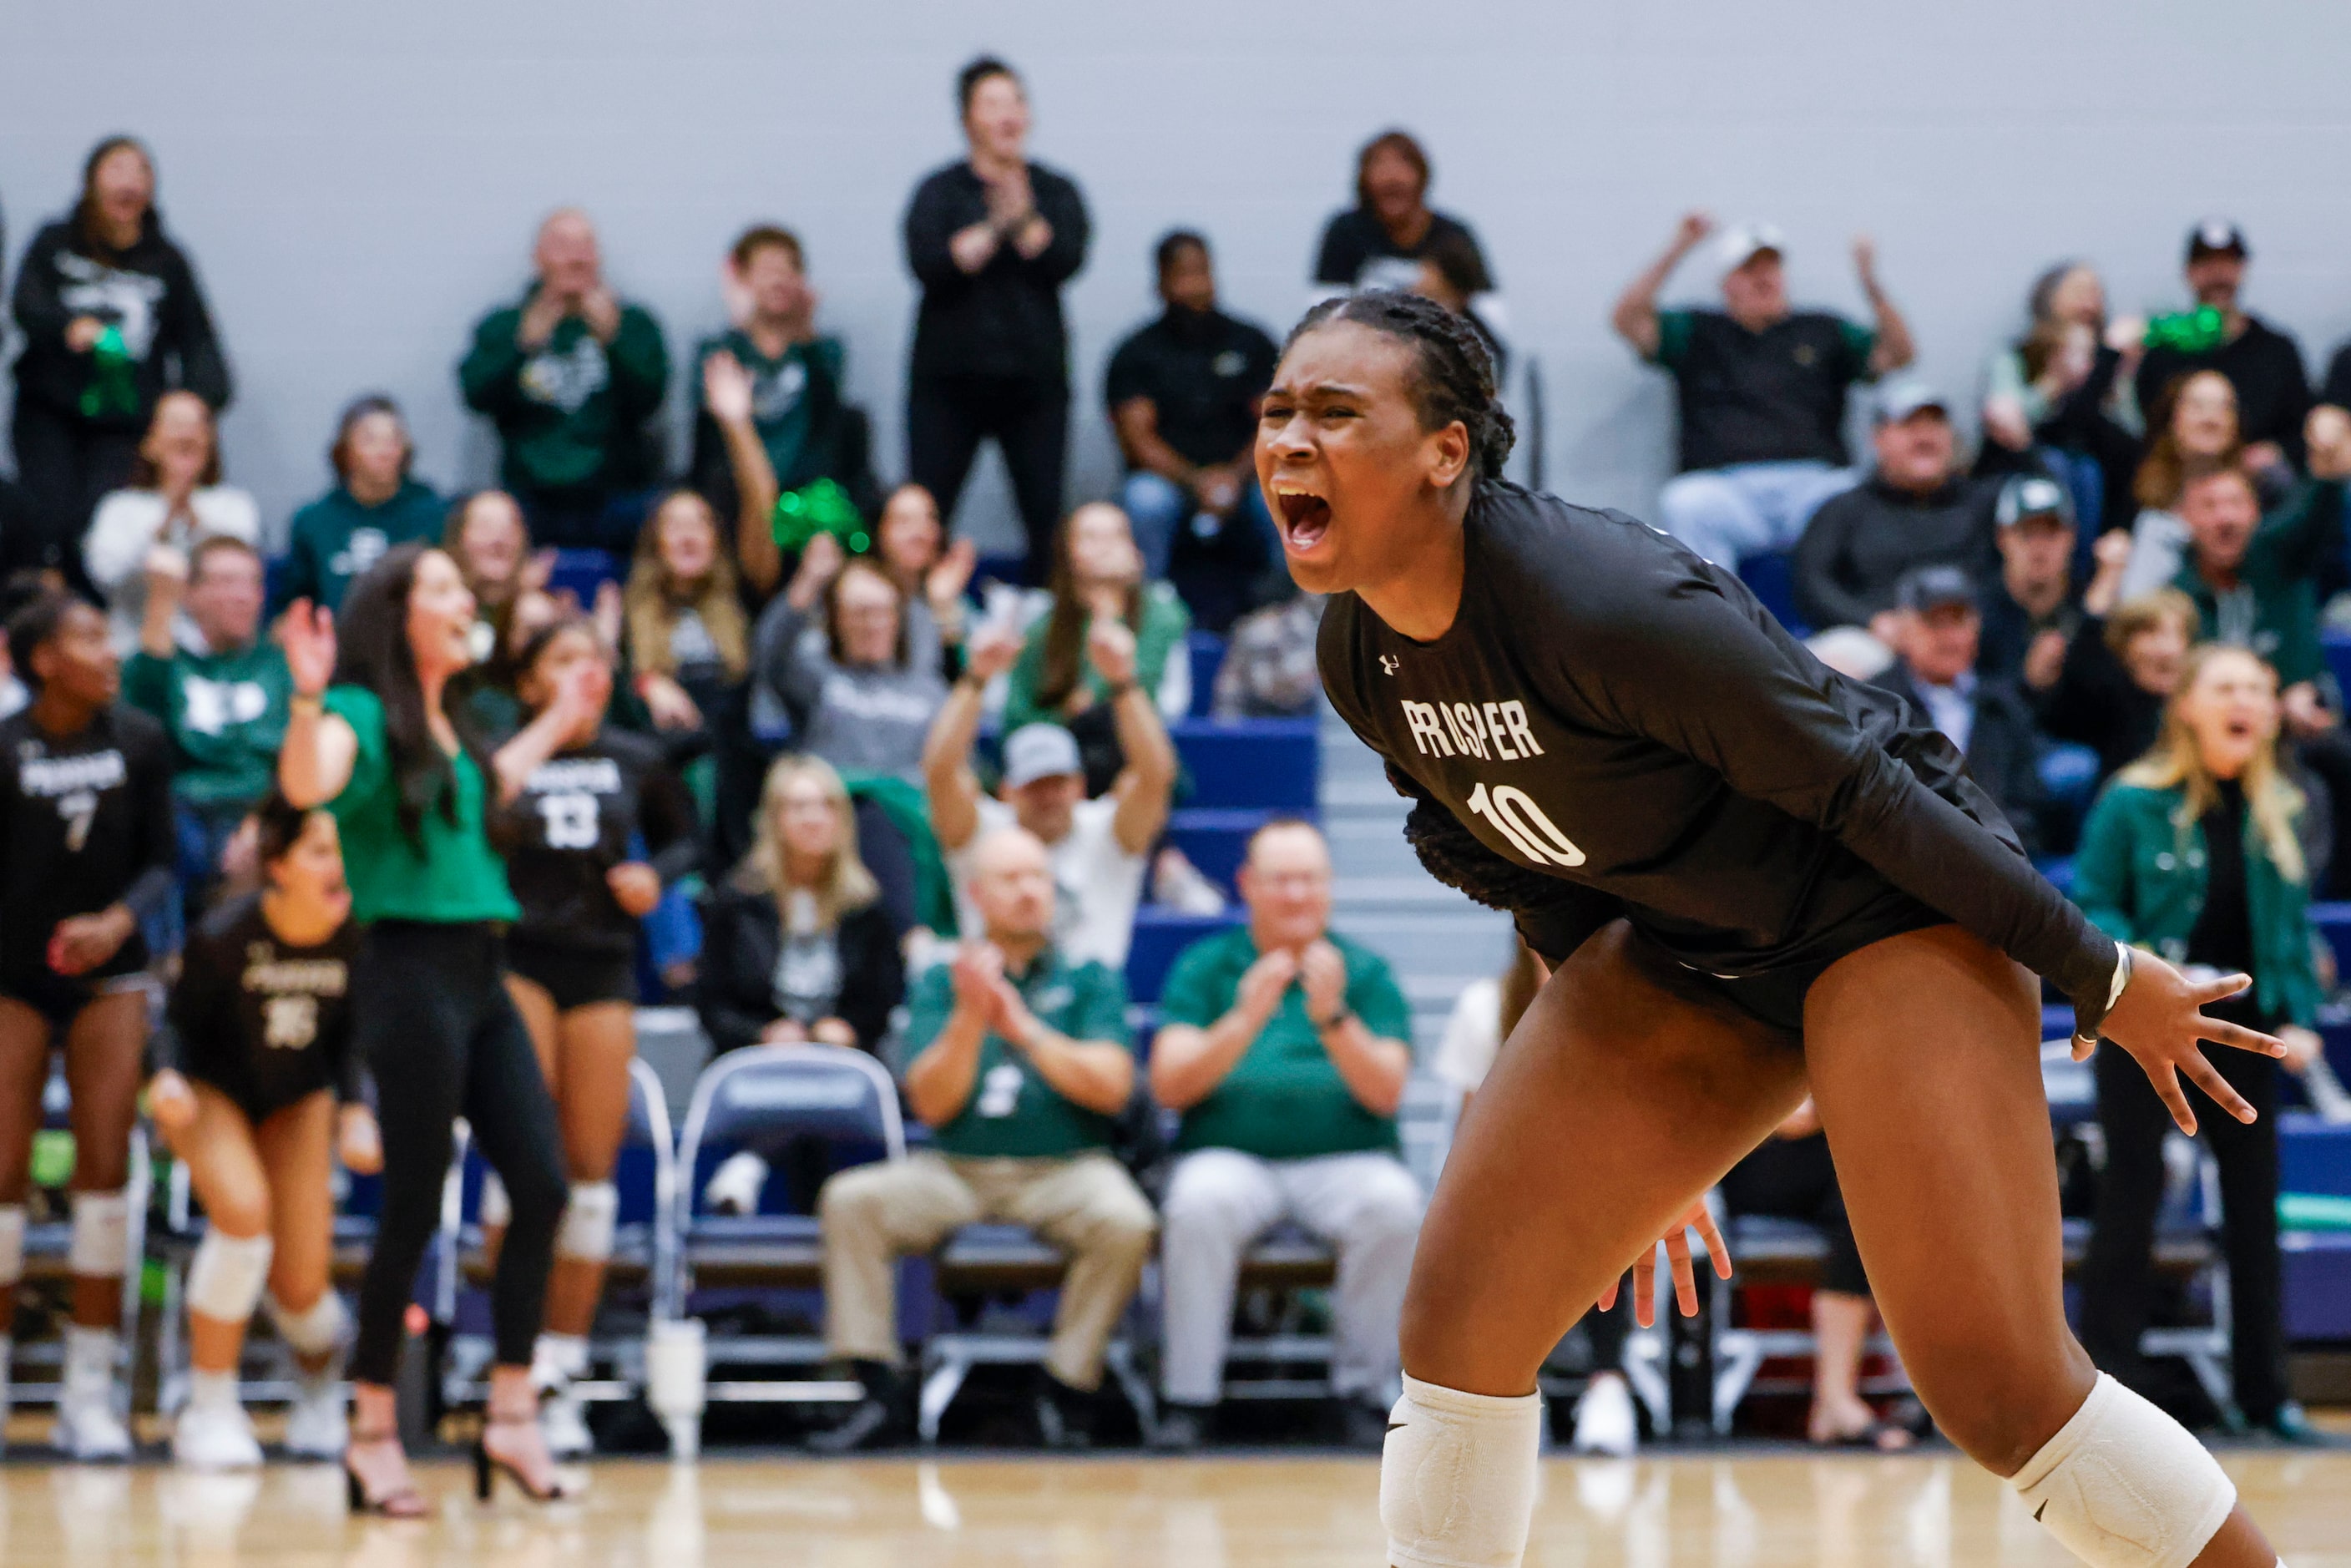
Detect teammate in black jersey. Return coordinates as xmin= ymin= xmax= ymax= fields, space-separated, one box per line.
xmin=0 ymin=592 xmax=174 ymax=1459
xmin=1264 ymin=293 xmax=2283 ymax=1568
xmin=483 ymin=618 xmax=695 ymax=1455
xmin=148 ymin=796 xmax=382 ymax=1469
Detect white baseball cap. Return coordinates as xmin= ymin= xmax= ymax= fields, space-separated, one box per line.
xmin=1717 ymin=223 xmax=1787 ymax=278
xmin=1000 ymin=723 xmax=1084 ymax=790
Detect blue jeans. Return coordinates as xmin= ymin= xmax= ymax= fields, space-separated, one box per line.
xmin=1120 ymin=471 xmax=1279 ymax=580
xmin=1656 ymin=460 xmax=1858 ymax=568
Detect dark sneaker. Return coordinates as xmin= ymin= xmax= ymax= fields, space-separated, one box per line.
xmin=806 ymin=1361 xmax=913 ymax=1454
xmin=2263 ymin=1402 xmax=2337 ymax=1447
xmin=1034 ymin=1371 xmax=1095 ymax=1451
xmin=1148 ymin=1403 xmax=1214 ymax=1452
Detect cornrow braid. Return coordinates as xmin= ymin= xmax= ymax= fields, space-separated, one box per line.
xmin=1287 ymin=289 xmax=1516 ymax=480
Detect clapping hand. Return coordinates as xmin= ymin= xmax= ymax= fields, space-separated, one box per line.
xmin=281 ymin=601 xmax=337 ymax=697
xmin=927 ymin=539 xmax=978 ymax=609
xmin=1299 ymin=939 xmax=1347 ymax=1024
xmin=606 ymin=862 xmax=661 ymax=918
xmin=1235 ymin=946 xmax=1300 ymax=1021
xmin=1596 ymin=1201 xmax=1735 ymax=1328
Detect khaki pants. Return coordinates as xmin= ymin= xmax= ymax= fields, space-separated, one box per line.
xmin=818 ymin=1150 xmax=1157 ymax=1391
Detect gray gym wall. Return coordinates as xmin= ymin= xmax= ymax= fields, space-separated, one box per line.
xmin=5 ymin=0 xmax=2349 ymax=553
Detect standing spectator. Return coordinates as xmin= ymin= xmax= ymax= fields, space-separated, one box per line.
xmin=10 ymin=136 xmax=230 ymax=582
xmin=1979 ymin=473 xmax=2086 ymax=688
xmin=2073 ymin=644 xmax=2328 ymax=1444
xmin=2134 ymin=222 xmax=2309 ymax=482
xmin=811 ymin=826 xmax=1154 ymax=1451
xmin=1610 ymin=212 xmax=1914 ymax=569
xmin=122 ymin=535 xmax=291 ymax=917
xmin=281 ymin=397 xmax=444 ymax=614
xmin=751 ymin=549 xmax=948 ymax=784
xmin=83 ymin=391 xmax=259 ymax=653
xmin=1000 ymin=503 xmax=1191 ymax=792
xmin=1148 ymin=820 xmax=1420 ymax=1450
xmin=1792 ymin=381 xmax=1995 ymax=637
xmin=1105 ymin=232 xmax=1281 ymax=630
xmin=2116 ymin=370 xmax=2248 ymax=600
xmin=924 ymin=629 xmax=1174 ymax=971
xmin=1978 ymin=262 xmax=2144 ymax=532
xmin=690 ymin=225 xmax=877 ymax=547
xmin=1312 ymin=131 xmax=1498 ymax=312
xmin=902 ymin=58 xmax=1090 ymax=576
xmin=458 ymin=209 xmax=670 ymax=555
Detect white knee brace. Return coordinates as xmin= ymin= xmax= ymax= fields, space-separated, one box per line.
xmin=555 ymin=1181 xmax=619 ymax=1263
xmin=68 ymin=1190 xmax=130 ymax=1277
xmin=1380 ymin=1373 xmax=1545 ymax=1568
xmin=185 ymin=1230 xmax=273 ymax=1323
xmin=265 ymin=1289 xmax=348 ymax=1358
xmin=0 ymin=1203 xmax=24 ymax=1286
xmin=478 ymin=1171 xmax=511 ymax=1230
xmin=2011 ymin=1373 xmax=2237 ymax=1568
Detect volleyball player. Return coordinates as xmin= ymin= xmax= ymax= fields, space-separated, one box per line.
xmin=481 ymin=617 xmax=695 ymax=1456
xmin=148 ymin=796 xmax=382 ymax=1467
xmin=0 ymin=591 xmax=174 ymax=1459
xmin=1262 ymin=291 xmax=2287 ymax=1568
xmin=279 ymin=544 xmax=571 ymax=1512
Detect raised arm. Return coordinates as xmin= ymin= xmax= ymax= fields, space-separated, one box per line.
xmin=702 ymin=351 xmax=782 ymax=596
xmin=489 ymin=656 xmax=607 ymax=804
xmin=1091 ymin=620 xmax=1176 ymax=854
xmin=1853 ymin=235 xmax=1915 ymax=377
xmin=276 ymin=602 xmax=356 ymax=809
xmin=922 ymin=623 xmax=1022 ymax=854
xmin=1610 ymin=212 xmax=1712 ymax=360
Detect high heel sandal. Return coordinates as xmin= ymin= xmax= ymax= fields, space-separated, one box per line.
xmin=344 ymin=1428 xmax=429 ymax=1518
xmin=473 ymin=1414 xmax=573 ymax=1504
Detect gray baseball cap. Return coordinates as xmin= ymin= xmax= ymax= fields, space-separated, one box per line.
xmin=1000 ymin=723 xmax=1084 ymax=790
xmin=1873 ymin=377 xmax=1950 ymax=426
xmin=1996 ymin=473 xmax=2075 ymax=530
xmin=1895 ymin=563 xmax=1978 ymax=615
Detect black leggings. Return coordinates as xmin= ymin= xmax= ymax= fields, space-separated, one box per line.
xmin=905 ymin=373 xmax=1069 ymax=578
xmin=8 ymin=399 xmax=139 ymax=589
xmin=351 ymin=922 xmax=567 ymax=1384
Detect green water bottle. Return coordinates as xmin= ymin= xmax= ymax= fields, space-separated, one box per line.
xmin=771 ymin=477 xmax=872 ymax=554
xmin=78 ymin=324 xmax=141 ymax=420
xmin=2142 ymin=306 xmax=2227 ymax=356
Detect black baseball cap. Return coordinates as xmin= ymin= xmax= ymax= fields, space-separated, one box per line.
xmin=2187 ymin=220 xmax=2248 ymax=263
xmin=1895 ymin=563 xmax=1978 ymax=615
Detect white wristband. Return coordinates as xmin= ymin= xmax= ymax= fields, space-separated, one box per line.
xmin=2075 ymin=945 xmax=2131 ymax=1046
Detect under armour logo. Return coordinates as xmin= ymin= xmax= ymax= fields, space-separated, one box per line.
xmin=1378 ymin=655 xmax=1399 ymax=675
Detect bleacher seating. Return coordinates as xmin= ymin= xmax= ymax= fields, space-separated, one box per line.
xmin=1125 ymin=908 xmax=1243 ymax=1007
xmin=1168 ymin=718 xmax=1318 ymax=812
xmin=1163 ymin=807 xmax=1297 ymax=897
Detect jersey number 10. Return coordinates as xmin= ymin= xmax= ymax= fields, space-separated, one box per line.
xmin=1467 ymin=781 xmax=1585 ymax=868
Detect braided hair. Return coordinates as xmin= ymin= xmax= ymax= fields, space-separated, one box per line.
xmin=1285 ymin=290 xmax=1516 ymax=481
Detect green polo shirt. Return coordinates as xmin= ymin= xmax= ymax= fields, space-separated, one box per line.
xmin=910 ymin=948 xmax=1132 ymax=1159
xmin=1159 ymin=927 xmax=1413 ymax=1160
xmin=122 ymin=639 xmax=292 ymax=808
xmin=323 ymin=685 xmax=519 ymax=926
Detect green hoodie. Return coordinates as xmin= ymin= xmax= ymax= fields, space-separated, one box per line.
xmin=280 ymin=478 xmax=445 ymax=612
xmin=122 ymin=638 xmax=294 ymax=808
xmin=459 ymin=291 xmax=670 ymax=495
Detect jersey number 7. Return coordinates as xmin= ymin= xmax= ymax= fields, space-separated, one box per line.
xmin=1467 ymin=781 xmax=1585 ymax=868
xmin=58 ymin=790 xmax=97 ymax=854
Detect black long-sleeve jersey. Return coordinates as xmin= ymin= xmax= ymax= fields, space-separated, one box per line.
xmin=0 ymin=704 xmax=174 ymax=984
xmin=489 ymin=726 xmax=699 ymax=957
xmin=1320 ymin=482 xmax=2121 ymax=1030
xmin=154 ymin=893 xmax=361 ymax=1118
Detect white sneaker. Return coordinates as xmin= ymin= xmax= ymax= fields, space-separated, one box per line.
xmin=281 ymin=1373 xmax=349 ymax=1459
xmin=53 ymin=1380 xmax=134 ymax=1460
xmin=1571 ymin=1371 xmax=1639 ymax=1458
xmin=172 ymin=1399 xmax=263 ymax=1470
xmin=704 ymin=1151 xmax=769 ymax=1216
xmin=541 ymin=1380 xmax=594 ymax=1458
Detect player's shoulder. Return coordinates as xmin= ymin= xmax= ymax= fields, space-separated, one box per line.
xmin=106 ymin=701 xmax=169 ymax=752
xmin=192 ymin=890 xmax=264 ymax=951
xmin=1470 ymin=482 xmax=1704 ymax=620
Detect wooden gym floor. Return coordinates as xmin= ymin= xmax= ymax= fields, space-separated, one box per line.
xmin=0 ymin=1441 xmax=2343 ymax=1565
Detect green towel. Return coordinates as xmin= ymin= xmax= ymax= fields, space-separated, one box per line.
xmin=843 ymin=771 xmax=957 ymax=937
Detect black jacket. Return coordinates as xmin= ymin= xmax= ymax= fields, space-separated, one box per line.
xmin=1872 ymin=662 xmax=2050 ymax=857
xmin=2136 ymin=315 xmax=2310 ymax=468
xmin=2033 ymin=616 xmax=2166 ymax=785
xmin=1792 ymin=473 xmax=1998 ymax=631
xmin=11 ymin=214 xmax=230 ymax=429
xmin=902 ymin=160 xmax=1090 ymax=385
xmin=695 ymin=883 xmax=904 ymax=1058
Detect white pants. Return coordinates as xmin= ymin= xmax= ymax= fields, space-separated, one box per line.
xmin=1159 ymin=1148 xmax=1423 ymax=1407
xmin=1656 ymin=459 xmax=1857 ymax=567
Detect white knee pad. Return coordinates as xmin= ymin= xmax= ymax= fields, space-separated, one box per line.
xmin=478 ymin=1170 xmax=511 ymax=1230
xmin=185 ymin=1231 xmax=273 ymax=1323
xmin=1380 ymin=1373 xmax=1545 ymax=1568
xmin=555 ymin=1181 xmax=619 ymax=1263
xmin=265 ymin=1289 xmax=348 ymax=1358
xmin=2010 ymin=1373 xmax=2237 ymax=1568
xmin=0 ymin=1203 xmax=24 ymax=1286
xmin=68 ymin=1190 xmax=130 ymax=1277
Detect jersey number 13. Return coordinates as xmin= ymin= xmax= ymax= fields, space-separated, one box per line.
xmin=1467 ymin=781 xmax=1585 ymax=867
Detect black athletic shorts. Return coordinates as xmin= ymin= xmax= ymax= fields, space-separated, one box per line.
xmin=504 ymin=938 xmax=637 ymax=1013
xmin=0 ymin=953 xmax=149 ymax=1034
xmin=183 ymin=1065 xmax=333 ymax=1125
xmin=1634 ymin=905 xmax=1950 ymax=1036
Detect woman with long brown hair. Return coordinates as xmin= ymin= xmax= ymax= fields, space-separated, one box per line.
xmin=2116 ymin=369 xmax=2246 ymax=599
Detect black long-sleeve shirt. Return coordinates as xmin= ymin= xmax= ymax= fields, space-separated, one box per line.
xmin=1319 ymin=482 xmax=2120 ymax=1026
xmin=0 ymin=704 xmax=175 ymax=976
xmin=2136 ymin=315 xmax=2310 ymax=469
xmin=1792 ymin=473 xmax=1999 ymax=631
xmin=902 ymin=160 xmax=1089 ymax=385
xmin=488 ymin=726 xmax=699 ymax=958
xmin=11 ymin=215 xmax=231 ymax=429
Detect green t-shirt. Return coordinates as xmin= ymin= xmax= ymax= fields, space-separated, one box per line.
xmin=122 ymin=639 xmax=293 ymax=808
xmin=696 ymin=330 xmax=846 ymax=492
xmin=1158 ymin=927 xmax=1413 ymax=1160
xmin=323 ymin=685 xmax=519 ymax=925
xmin=999 ymin=583 xmax=1192 ymax=736
xmin=281 ymin=479 xmax=446 ymax=613
xmin=909 ymin=949 xmax=1132 ymax=1159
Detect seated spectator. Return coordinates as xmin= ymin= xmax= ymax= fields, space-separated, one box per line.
xmin=2116 ymin=369 xmax=2248 ymax=599
xmin=924 ymin=634 xmax=1174 ymax=970
xmin=1147 ymin=820 xmax=1420 ymax=1450
xmin=1870 ymin=565 xmax=2049 ymax=854
xmin=870 ymin=483 xmax=974 ymax=680
xmin=691 ymin=225 xmax=877 ymax=564
xmin=1105 ymin=231 xmax=1281 ymax=631
xmin=751 ymin=545 xmax=948 ymax=784
xmin=1611 ymin=212 xmax=1913 ymax=568
xmin=2072 ymin=643 xmax=2328 ymax=1444
xmin=696 ymin=754 xmax=904 ymax=1059
xmin=459 ymin=208 xmax=670 ymax=554
xmin=1721 ymin=1100 xmax=1914 ymax=1449
xmin=1312 ymin=130 xmax=1498 ymax=316
xmin=1792 ymin=381 xmax=1995 ymax=637
xmin=1211 ymin=593 xmax=1326 ymax=720
xmin=10 ymin=135 xmax=232 ymax=584
xmin=281 ymin=396 xmax=444 ymax=613
xmin=1405 ymin=229 xmax=1508 ymax=379
xmin=2036 ymin=589 xmax=2197 ymax=785
xmin=1001 ymin=503 xmax=1191 ymax=792
xmin=2133 ymin=221 xmax=2309 ymax=484
xmin=1978 ymin=261 xmax=2143 ymax=530
xmin=122 ymin=534 xmax=289 ymax=916
xmin=83 ymin=389 xmax=259 ymax=652
xmin=1979 ymin=473 xmax=2085 ymax=688
xmin=2170 ymin=440 xmax=2351 ymax=703
xmin=444 ymin=488 xmax=549 ymax=670
xmin=811 ymin=826 xmax=1154 ymax=1451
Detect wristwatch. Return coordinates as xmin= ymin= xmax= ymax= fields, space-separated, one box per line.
xmin=1312 ymin=1006 xmax=1353 ymax=1033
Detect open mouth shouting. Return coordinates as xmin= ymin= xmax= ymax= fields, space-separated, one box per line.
xmin=1271 ymin=478 xmax=1333 ymax=554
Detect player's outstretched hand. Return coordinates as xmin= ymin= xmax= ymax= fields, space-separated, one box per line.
xmin=1596 ymin=1201 xmax=1733 ymax=1328
xmin=2091 ymin=948 xmax=2286 ymax=1136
